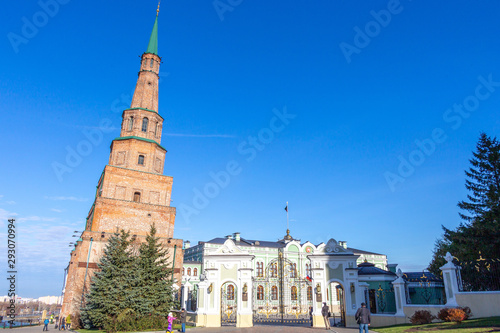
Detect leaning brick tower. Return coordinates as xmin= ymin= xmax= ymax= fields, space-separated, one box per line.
xmin=61 ymin=5 xmax=183 ymax=321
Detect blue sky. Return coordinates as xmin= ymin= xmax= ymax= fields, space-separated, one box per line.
xmin=1 ymin=1 xmax=499 ymax=298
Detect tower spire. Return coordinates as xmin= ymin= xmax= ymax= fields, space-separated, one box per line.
xmin=146 ymin=4 xmax=159 ymax=55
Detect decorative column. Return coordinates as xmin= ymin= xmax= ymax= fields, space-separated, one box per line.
xmin=195 ymin=279 xmax=208 ymax=327
xmin=391 ymin=269 xmax=407 ymax=316
xmin=440 ymin=252 xmax=459 ymax=307
xmin=237 ymin=260 xmax=253 ymax=328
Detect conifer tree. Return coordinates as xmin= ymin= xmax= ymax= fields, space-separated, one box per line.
xmin=132 ymin=224 xmax=176 ymax=316
xmin=429 ymin=133 xmax=500 ymax=274
xmin=80 ymin=230 xmax=136 ymax=329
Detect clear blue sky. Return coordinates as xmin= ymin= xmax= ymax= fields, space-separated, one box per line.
xmin=1 ymin=1 xmax=499 ymax=298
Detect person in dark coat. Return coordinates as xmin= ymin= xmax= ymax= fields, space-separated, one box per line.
xmin=180 ymin=308 xmax=186 ymax=333
xmin=355 ymin=302 xmax=371 ymax=333
xmin=321 ymin=302 xmax=330 ymax=330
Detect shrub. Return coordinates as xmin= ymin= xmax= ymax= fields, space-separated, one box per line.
xmin=437 ymin=308 xmax=450 ymax=322
xmin=409 ymin=310 xmax=435 ymax=325
xmin=447 ymin=308 xmax=467 ymax=324
xmin=459 ymin=306 xmax=472 ymax=320
xmin=437 ymin=307 xmax=472 ymax=323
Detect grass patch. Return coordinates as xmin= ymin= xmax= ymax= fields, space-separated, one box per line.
xmin=373 ymin=316 xmax=500 ymax=333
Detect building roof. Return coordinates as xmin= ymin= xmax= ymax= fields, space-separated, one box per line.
xmin=348 ymin=247 xmax=384 ymax=256
xmin=146 ymin=14 xmax=159 ymax=55
xmin=205 ymin=237 xmax=286 ymax=248
xmin=357 ymin=262 xmax=395 ymax=276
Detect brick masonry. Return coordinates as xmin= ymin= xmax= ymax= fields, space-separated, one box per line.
xmin=61 ymin=47 xmax=184 ymax=322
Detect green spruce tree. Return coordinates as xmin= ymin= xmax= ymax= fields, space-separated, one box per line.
xmin=132 ymin=224 xmax=176 ymax=316
xmin=80 ymin=230 xmax=136 ymax=329
xmin=429 ymin=133 xmax=500 ymax=274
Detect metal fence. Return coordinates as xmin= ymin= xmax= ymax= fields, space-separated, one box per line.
xmin=457 ymin=258 xmax=500 ymax=292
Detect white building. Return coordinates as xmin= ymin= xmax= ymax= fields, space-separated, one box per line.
xmin=181 ymin=230 xmax=395 ymax=328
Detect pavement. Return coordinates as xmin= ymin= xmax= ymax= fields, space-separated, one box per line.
xmin=1 ymin=324 xmax=377 ymax=333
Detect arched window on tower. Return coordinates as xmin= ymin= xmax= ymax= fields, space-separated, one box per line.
xmin=133 ymin=192 xmax=141 ymax=203
xmin=138 ymin=155 xmax=145 ymax=165
xmin=150 ymin=58 xmax=154 ymax=68
xmin=271 ymin=286 xmax=278 ymax=300
xmin=128 ymin=116 xmax=134 ymax=131
xmin=142 ymin=118 xmax=149 ymax=132
xmin=154 ymin=121 xmax=158 ymax=136
xmin=257 ymin=285 xmax=264 ymax=300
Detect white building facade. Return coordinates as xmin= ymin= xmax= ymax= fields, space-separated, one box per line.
xmin=181 ymin=231 xmax=391 ymax=328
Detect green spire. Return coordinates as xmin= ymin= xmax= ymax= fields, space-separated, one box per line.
xmin=146 ymin=8 xmax=159 ymax=55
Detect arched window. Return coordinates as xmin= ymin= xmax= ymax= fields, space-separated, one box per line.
xmin=133 ymin=192 xmax=141 ymax=203
xmin=290 ymin=263 xmax=297 ymax=278
xmin=271 ymin=286 xmax=278 ymax=300
xmin=257 ymin=262 xmax=263 ymax=277
xmin=193 ymin=268 xmax=198 ymax=276
xmin=306 ymin=263 xmax=312 ymax=277
xmin=142 ymin=118 xmax=149 ymax=132
xmin=227 ymin=285 xmax=235 ymax=300
xmin=138 ymin=155 xmax=145 ymax=165
xmin=154 ymin=121 xmax=158 ymax=136
xmin=187 ymin=268 xmax=191 ymax=276
xmin=307 ymin=286 xmax=313 ymax=301
xmin=257 ymin=285 xmax=264 ymax=300
xmin=182 ymin=268 xmax=185 ymax=275
xmin=270 ymin=263 xmax=277 ymax=278
xmin=128 ymin=116 xmax=134 ymax=131
xmin=150 ymin=58 xmax=154 ymax=68
xmin=291 ymin=286 xmax=297 ymax=301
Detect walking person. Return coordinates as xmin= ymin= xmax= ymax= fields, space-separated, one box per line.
xmin=321 ymin=302 xmax=330 ymax=330
xmin=166 ymin=312 xmax=176 ymax=333
xmin=180 ymin=308 xmax=186 ymax=333
xmin=355 ymin=303 xmax=371 ymax=333
xmin=43 ymin=318 xmax=49 ymax=331
xmin=65 ymin=315 xmax=71 ymax=330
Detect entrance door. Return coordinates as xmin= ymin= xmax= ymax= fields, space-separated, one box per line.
xmin=221 ymin=282 xmax=237 ymax=326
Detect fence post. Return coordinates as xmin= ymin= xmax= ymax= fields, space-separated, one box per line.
xmin=391 ymin=269 xmax=406 ymax=316
xmin=440 ymin=252 xmax=459 ymax=307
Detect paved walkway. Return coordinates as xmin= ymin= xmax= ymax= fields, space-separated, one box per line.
xmin=1 ymin=324 xmax=377 ymax=333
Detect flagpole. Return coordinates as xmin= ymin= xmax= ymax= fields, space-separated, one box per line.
xmin=286 ymin=201 xmax=289 ymax=231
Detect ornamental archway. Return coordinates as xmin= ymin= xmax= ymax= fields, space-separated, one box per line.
xmin=253 ymin=251 xmax=312 ymax=325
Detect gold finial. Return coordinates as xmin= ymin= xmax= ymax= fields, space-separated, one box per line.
xmin=156 ymin=1 xmax=161 ymax=16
